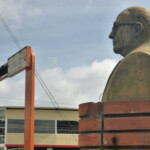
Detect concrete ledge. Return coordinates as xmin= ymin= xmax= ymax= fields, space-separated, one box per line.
xmin=79 ymin=102 xmax=101 ymax=117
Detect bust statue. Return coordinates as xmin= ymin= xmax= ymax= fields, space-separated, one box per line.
xmin=102 ymin=6 xmax=150 ymax=102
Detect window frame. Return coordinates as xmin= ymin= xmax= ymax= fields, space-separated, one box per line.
xmin=57 ymin=120 xmax=79 ymax=134
xmin=7 ymin=119 xmax=56 ymax=134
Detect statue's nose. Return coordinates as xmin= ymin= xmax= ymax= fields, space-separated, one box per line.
xmin=109 ymin=30 xmax=115 ymax=39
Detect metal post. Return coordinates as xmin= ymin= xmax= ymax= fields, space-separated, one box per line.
xmin=24 ymin=48 xmax=35 ymax=150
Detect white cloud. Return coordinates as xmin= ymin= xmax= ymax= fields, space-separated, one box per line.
xmin=37 ymin=59 xmax=117 ymax=107
xmin=26 ymin=7 xmax=43 ymax=17
xmin=0 ymin=59 xmax=117 ymax=107
xmin=0 ymin=80 xmax=10 ymax=94
xmin=0 ymin=0 xmax=128 ymax=107
xmin=0 ymin=0 xmax=43 ymax=30
xmin=0 ymin=77 xmax=25 ymax=106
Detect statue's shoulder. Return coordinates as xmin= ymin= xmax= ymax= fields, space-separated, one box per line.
xmin=102 ymin=49 xmax=150 ymax=102
xmin=126 ymin=49 xmax=150 ymax=59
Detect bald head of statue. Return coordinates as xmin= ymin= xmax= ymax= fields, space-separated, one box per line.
xmin=109 ymin=6 xmax=150 ymax=57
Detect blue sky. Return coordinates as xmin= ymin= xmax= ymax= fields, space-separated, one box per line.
xmin=0 ymin=0 xmax=150 ymax=107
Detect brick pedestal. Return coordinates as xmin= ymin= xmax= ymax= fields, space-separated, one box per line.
xmin=79 ymin=101 xmax=150 ymax=150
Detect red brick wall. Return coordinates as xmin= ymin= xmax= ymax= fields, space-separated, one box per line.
xmin=79 ymin=101 xmax=150 ymax=150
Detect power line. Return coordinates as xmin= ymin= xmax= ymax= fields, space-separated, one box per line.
xmin=0 ymin=14 xmax=78 ymax=141
xmin=0 ymin=15 xmax=21 ymax=49
xmin=0 ymin=14 xmax=60 ymax=109
xmin=35 ymin=70 xmax=78 ymax=141
xmin=0 ymin=96 xmax=77 ymax=106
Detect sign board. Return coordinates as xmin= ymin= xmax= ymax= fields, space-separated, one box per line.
xmin=8 ymin=47 xmax=27 ymax=77
xmin=0 ymin=46 xmax=35 ymax=150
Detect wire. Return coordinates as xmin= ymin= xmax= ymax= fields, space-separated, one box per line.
xmin=0 ymin=96 xmax=78 ymax=106
xmin=35 ymin=71 xmax=78 ymax=141
xmin=0 ymin=14 xmax=65 ymax=109
xmin=0 ymin=15 xmax=21 ymax=49
xmin=35 ymin=70 xmax=58 ymax=107
xmin=0 ymin=14 xmax=78 ymax=142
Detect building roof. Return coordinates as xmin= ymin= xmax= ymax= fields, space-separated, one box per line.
xmin=0 ymin=106 xmax=78 ymax=111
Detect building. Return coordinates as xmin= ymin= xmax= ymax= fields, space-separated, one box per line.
xmin=0 ymin=106 xmax=79 ymax=150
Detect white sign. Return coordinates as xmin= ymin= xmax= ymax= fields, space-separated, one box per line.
xmin=8 ymin=47 xmax=27 ymax=77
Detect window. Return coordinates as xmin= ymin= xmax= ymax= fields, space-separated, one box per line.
xmin=7 ymin=119 xmax=79 ymax=134
xmin=57 ymin=120 xmax=78 ymax=134
xmin=8 ymin=119 xmax=24 ymax=133
xmin=0 ymin=109 xmax=5 ymax=119
xmin=0 ymin=119 xmax=5 ymax=144
xmin=35 ymin=120 xmax=55 ymax=134
xmin=0 ymin=120 xmax=5 ymax=128
xmin=0 ymin=109 xmax=5 ymax=144
xmin=7 ymin=119 xmax=55 ymax=134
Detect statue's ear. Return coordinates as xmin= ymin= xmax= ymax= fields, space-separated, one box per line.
xmin=134 ymin=22 xmax=143 ymax=36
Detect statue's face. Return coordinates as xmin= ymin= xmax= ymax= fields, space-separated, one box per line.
xmin=109 ymin=16 xmax=135 ymax=56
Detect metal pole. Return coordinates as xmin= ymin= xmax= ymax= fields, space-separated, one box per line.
xmin=24 ymin=48 xmax=35 ymax=150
